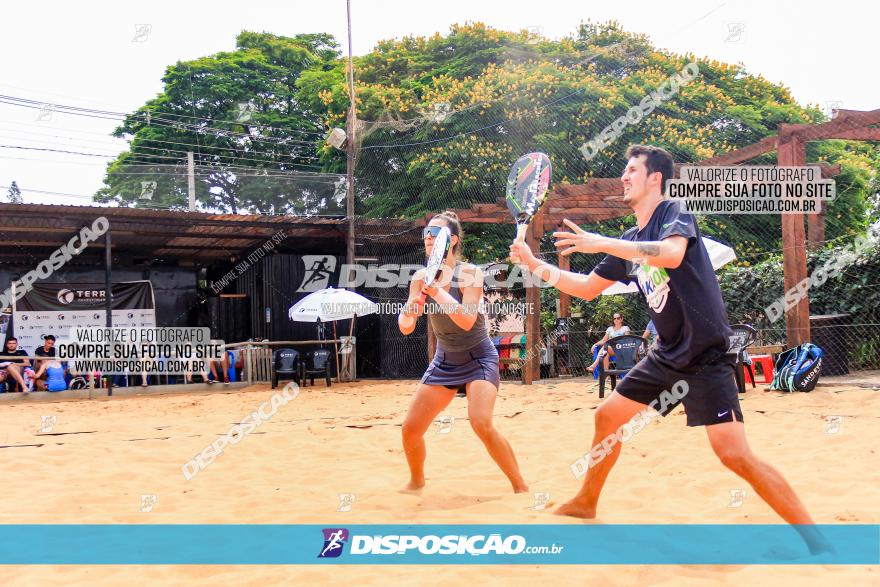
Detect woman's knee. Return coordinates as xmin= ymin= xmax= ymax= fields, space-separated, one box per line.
xmin=401 ymin=418 xmax=425 ymax=442
xmin=469 ymin=416 xmax=494 ymax=439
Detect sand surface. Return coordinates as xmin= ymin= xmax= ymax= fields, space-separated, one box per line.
xmin=0 ymin=378 xmax=876 ymax=585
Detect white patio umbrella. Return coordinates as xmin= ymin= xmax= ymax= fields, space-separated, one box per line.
xmin=288 ymin=287 xmax=379 ymax=322
xmin=288 ymin=288 xmax=379 ymax=382
xmin=601 ymin=237 xmax=736 ymax=295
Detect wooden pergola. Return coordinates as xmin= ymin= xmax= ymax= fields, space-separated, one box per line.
xmin=432 ymin=108 xmax=880 ymax=384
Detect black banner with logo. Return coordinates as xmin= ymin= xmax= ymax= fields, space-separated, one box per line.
xmin=15 ymin=281 xmax=153 ymax=312
xmin=12 ymin=281 xmax=155 ymax=352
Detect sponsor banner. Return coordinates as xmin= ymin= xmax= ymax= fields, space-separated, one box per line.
xmin=15 ymin=281 xmax=153 ymax=312
xmin=0 ymin=525 xmax=873 ymax=564
xmin=12 ymin=281 xmax=156 ymax=353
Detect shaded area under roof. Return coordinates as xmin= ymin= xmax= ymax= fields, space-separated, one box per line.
xmin=0 ymin=203 xmax=423 ymax=264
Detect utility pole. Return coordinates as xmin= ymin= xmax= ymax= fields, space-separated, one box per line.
xmin=187 ymin=151 xmax=196 ymax=212
xmin=345 ymin=0 xmax=357 ymax=271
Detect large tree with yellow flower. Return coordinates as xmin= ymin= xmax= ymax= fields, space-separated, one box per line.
xmin=298 ymin=21 xmax=876 ymax=265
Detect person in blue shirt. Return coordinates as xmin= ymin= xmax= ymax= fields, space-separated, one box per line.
xmin=44 ymin=360 xmax=68 ymax=392
xmin=641 ymin=320 xmax=658 ymax=346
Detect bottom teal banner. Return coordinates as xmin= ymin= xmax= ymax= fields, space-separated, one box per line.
xmin=0 ymin=525 xmax=876 ymax=564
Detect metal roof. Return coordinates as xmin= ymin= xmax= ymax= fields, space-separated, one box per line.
xmin=0 ymin=203 xmax=423 ymax=264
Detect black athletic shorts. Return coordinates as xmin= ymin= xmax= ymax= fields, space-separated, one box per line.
xmin=614 ymin=349 xmax=743 ymax=427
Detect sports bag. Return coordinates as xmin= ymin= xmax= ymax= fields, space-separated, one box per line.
xmin=771 ymin=343 xmax=823 ymax=392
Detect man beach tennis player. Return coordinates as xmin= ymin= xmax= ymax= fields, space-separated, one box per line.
xmin=510 ymin=145 xmax=830 ymax=553
xmin=398 ymin=211 xmax=528 ymax=494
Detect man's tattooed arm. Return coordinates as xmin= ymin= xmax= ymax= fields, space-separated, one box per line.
xmin=637 ymin=243 xmax=661 ymax=257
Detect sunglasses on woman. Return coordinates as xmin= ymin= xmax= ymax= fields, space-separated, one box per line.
xmin=422 ymin=226 xmax=444 ymax=239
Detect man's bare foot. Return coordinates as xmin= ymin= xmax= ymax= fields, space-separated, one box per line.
xmin=799 ymin=527 xmax=835 ymax=556
xmin=513 ymin=482 xmax=529 ymax=494
xmin=554 ymin=499 xmax=596 ymax=519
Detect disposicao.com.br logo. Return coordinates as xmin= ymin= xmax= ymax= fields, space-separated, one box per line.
xmin=317 ymin=528 xmax=564 ymax=558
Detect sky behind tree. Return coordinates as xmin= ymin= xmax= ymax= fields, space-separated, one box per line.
xmin=1 ymin=0 xmax=874 ymax=206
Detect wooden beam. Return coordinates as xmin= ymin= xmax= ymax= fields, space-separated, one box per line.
xmin=0 ymin=223 xmax=341 ymax=242
xmin=778 ymin=135 xmax=811 ymax=346
xmin=827 ymin=128 xmax=880 ymax=141
xmin=550 ymin=179 xmax=624 ymax=197
xmin=780 ymin=108 xmax=880 ymax=142
xmin=830 ymin=109 xmax=864 ymax=120
xmin=813 ymin=163 xmax=842 ymax=178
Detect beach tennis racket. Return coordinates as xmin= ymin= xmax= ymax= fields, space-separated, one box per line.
xmin=506 ymin=152 xmax=551 ymax=262
xmin=418 ymin=225 xmax=452 ymax=306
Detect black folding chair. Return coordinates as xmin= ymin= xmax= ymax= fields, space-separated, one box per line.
xmin=271 ymin=348 xmax=301 ymax=389
xmin=301 ymin=349 xmax=332 ymax=387
xmin=728 ymin=324 xmax=757 ymax=393
xmin=598 ymin=334 xmax=647 ymax=398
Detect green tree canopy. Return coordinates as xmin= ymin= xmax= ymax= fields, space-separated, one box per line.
xmin=97 ymin=31 xmax=342 ymax=214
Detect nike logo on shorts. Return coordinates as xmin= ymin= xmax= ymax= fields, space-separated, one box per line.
xmin=717 ymin=411 xmax=729 ymax=418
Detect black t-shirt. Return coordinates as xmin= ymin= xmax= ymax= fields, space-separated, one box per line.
xmin=1 ymin=349 xmax=29 ymax=366
xmin=594 ymin=200 xmax=733 ymax=369
xmin=35 ymin=346 xmax=56 ymax=360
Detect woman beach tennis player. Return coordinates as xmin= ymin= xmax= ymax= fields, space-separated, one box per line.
xmin=398 ymin=211 xmax=528 ymax=493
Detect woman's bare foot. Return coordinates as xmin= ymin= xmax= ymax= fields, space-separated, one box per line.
xmin=401 ymin=478 xmax=425 ymax=494
xmin=554 ymin=499 xmax=597 ymax=519
xmin=512 ymin=481 xmax=529 ymax=494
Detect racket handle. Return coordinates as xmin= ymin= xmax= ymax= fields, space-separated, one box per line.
xmin=511 ymin=223 xmax=529 ymax=263
xmin=414 ymin=293 xmax=427 ymax=314
xmin=400 ymin=296 xmax=424 ymax=330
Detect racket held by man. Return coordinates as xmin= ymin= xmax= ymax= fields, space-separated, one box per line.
xmin=506 ymin=152 xmax=552 ymax=263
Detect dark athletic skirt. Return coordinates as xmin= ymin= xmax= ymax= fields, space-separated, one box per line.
xmin=420 ymin=337 xmax=500 ymax=391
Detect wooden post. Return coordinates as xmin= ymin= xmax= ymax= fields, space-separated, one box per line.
xmin=524 ymin=211 xmax=544 ymax=385
xmin=807 ymin=201 xmax=827 ymax=250
xmin=558 ymin=244 xmax=571 ymax=318
xmin=556 ymin=240 xmax=571 ymax=377
xmin=778 ymin=134 xmax=811 ymax=346
xmin=331 ymin=321 xmax=341 ymax=383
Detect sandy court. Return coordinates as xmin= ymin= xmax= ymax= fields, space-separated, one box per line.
xmin=0 ymin=378 xmax=876 ymax=585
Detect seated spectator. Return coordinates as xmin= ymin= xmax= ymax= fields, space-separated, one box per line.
xmin=44 ymin=360 xmax=68 ymax=392
xmin=209 ymin=353 xmax=230 ymax=385
xmin=183 ymin=354 xmax=229 ymax=385
xmin=642 ymin=320 xmax=658 ymax=346
xmin=33 ymin=334 xmax=57 ymax=391
xmin=0 ymin=337 xmax=34 ymax=393
xmin=185 ymin=359 xmax=213 ymax=385
xmin=587 ymin=314 xmax=631 ymax=373
xmin=66 ymin=364 xmax=102 ymax=389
